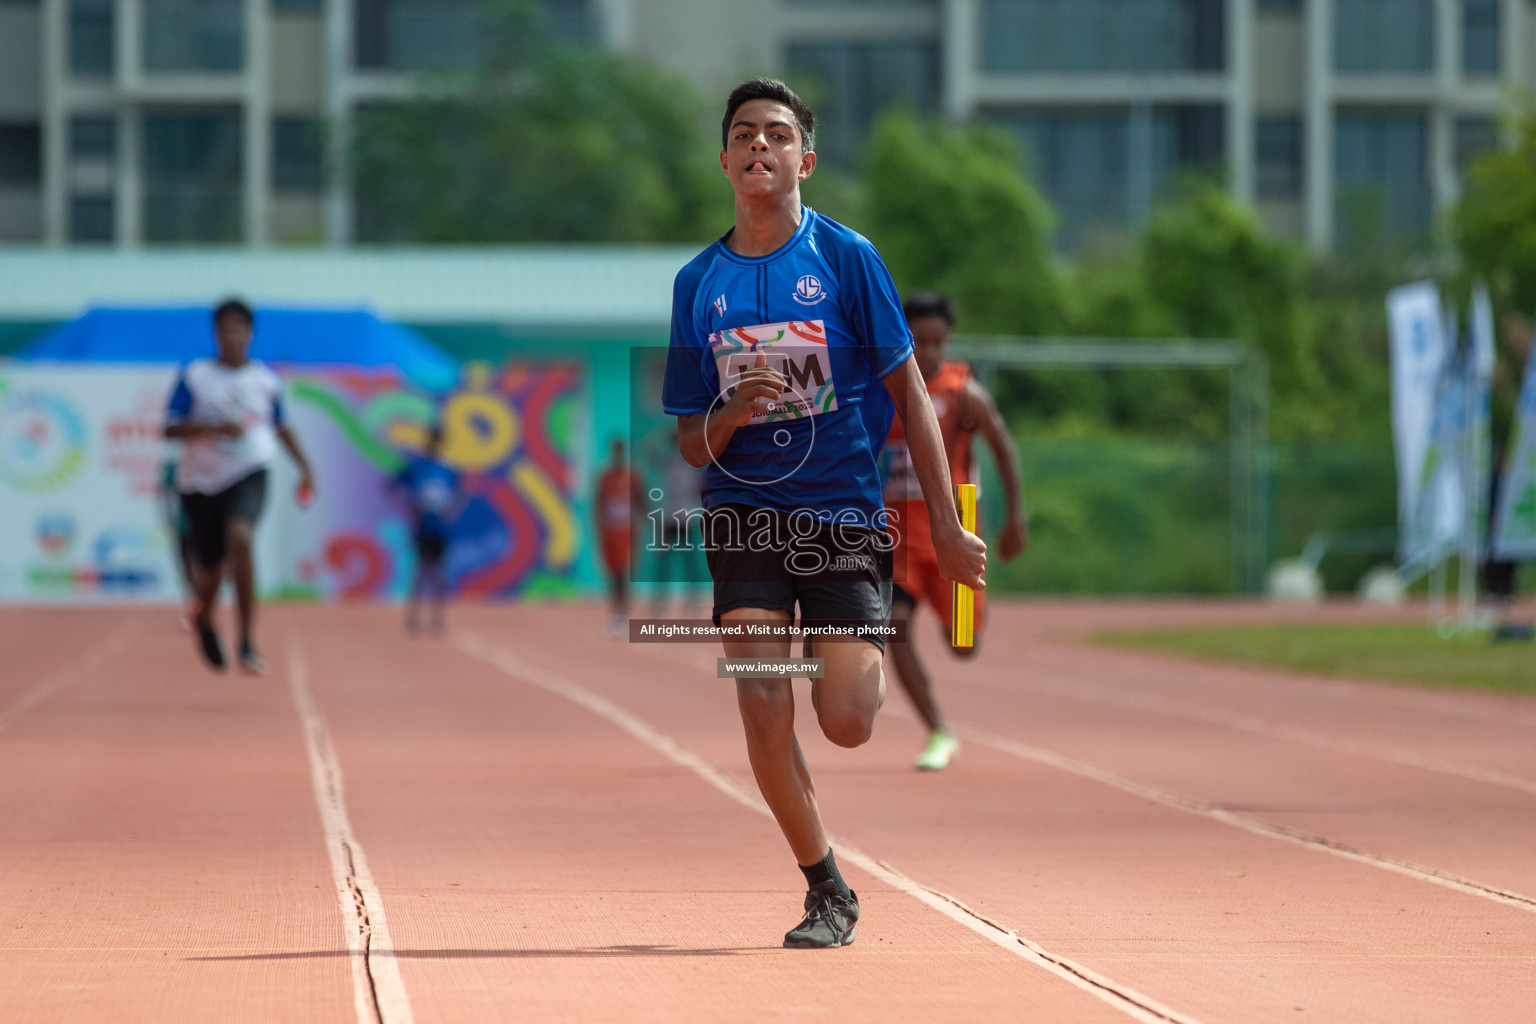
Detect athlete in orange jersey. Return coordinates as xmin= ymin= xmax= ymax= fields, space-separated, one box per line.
xmin=595 ymin=439 xmax=646 ymax=637
xmin=883 ymin=292 xmax=1028 ymax=770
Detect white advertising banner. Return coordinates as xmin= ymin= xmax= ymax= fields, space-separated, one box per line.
xmin=0 ymin=365 xmax=182 ymax=602
xmin=1386 ymin=282 xmax=1452 ymax=562
xmin=1491 ymin=328 xmax=1536 ymax=560
xmin=1464 ymin=286 xmax=1496 ymax=561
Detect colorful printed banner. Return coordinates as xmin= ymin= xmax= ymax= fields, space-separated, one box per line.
xmin=0 ymin=366 xmax=180 ymax=602
xmin=272 ymin=361 xmax=586 ymax=601
xmin=0 ymin=362 xmax=587 ymax=603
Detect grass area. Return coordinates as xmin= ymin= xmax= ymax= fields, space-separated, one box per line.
xmin=1097 ymin=622 xmax=1536 ymax=695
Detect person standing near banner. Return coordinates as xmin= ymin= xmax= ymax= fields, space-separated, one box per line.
xmin=164 ymin=299 xmax=315 ymax=674
xmin=390 ymin=423 xmax=461 ymax=636
xmin=882 ymin=291 xmax=1029 ymax=770
xmin=594 ymin=438 xmax=645 ymax=637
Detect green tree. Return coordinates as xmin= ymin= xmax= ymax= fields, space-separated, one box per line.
xmin=352 ymin=7 xmax=728 ymax=243
xmin=862 ymin=112 xmax=1065 ymax=334
xmin=1136 ymin=182 xmax=1326 ymax=437
xmin=1454 ymin=103 xmax=1536 ymax=317
xmin=1453 ymin=102 xmax=1536 ymax=439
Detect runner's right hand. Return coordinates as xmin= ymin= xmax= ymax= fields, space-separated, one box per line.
xmin=211 ymin=421 xmax=245 ymax=438
xmin=722 ymin=352 xmax=787 ymax=428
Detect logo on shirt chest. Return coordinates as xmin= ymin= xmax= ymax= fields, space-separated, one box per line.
xmin=793 ymin=275 xmax=825 ymax=306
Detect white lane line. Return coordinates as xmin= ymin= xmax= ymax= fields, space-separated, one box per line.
xmin=287 ymin=645 xmax=414 ymax=1024
xmin=0 ymin=621 xmax=135 ymax=739
xmin=1008 ymin=675 xmax=1536 ymax=798
xmin=454 ymin=631 xmax=1206 ymax=1024
xmin=620 ymin=639 xmax=1536 ymax=912
xmin=960 ymin=725 xmax=1536 ymax=915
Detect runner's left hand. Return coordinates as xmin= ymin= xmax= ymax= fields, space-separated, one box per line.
xmin=935 ymin=523 xmax=986 ymax=591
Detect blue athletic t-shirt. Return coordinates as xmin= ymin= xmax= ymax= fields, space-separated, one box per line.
xmin=663 ymin=208 xmax=913 ymax=522
xmin=393 ymin=456 xmax=460 ymax=538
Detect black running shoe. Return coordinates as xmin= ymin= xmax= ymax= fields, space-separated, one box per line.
xmin=197 ymin=622 xmax=226 ymax=671
xmin=783 ymin=880 xmax=858 ymax=948
xmin=238 ymin=640 xmax=267 ymax=676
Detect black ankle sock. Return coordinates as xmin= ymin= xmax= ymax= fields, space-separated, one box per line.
xmin=798 ymin=848 xmax=850 ymax=896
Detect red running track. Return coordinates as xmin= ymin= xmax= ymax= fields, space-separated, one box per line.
xmin=1 ymin=600 xmax=1533 ymax=1023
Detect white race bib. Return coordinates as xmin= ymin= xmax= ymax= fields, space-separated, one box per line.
xmin=710 ymin=321 xmax=838 ymax=425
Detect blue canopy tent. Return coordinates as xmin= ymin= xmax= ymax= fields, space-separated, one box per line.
xmin=18 ymin=306 xmax=458 ymax=391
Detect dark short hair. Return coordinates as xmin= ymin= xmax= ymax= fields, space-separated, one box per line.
xmin=722 ymin=78 xmax=815 ymax=154
xmin=213 ymin=298 xmax=254 ymax=327
xmin=903 ymin=291 xmax=956 ymax=327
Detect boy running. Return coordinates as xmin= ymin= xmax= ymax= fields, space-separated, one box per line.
xmin=390 ymin=424 xmax=461 ymax=635
xmin=664 ymin=79 xmax=986 ymax=949
xmin=163 ymin=299 xmax=315 ymax=674
xmin=595 ymin=438 xmax=645 ymax=637
xmin=882 ymin=292 xmax=1029 ymax=770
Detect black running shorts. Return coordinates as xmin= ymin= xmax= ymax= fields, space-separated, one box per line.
xmin=703 ymin=503 xmax=894 ymax=651
xmin=181 ymin=469 xmax=268 ymax=569
xmin=415 ymin=528 xmax=447 ymax=565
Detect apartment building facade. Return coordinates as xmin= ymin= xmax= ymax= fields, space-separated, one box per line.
xmin=0 ymin=0 xmax=1530 ymax=251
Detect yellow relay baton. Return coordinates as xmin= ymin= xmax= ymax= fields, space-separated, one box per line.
xmin=951 ymin=483 xmax=978 ymax=648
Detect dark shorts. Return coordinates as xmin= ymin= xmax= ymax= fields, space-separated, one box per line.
xmin=415 ymin=529 xmax=447 ymax=565
xmin=703 ymin=503 xmax=894 ymax=651
xmin=181 ymin=469 xmax=268 ymax=569
xmin=1484 ymin=559 xmax=1517 ymax=600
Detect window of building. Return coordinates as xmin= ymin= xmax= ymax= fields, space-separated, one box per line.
xmin=980 ymin=0 xmax=1223 ymax=74
xmin=70 ymin=196 xmax=114 ymax=243
xmin=1334 ymin=108 xmax=1429 ymax=241
xmin=0 ymin=125 xmax=41 ymax=186
xmin=1462 ymin=0 xmax=1499 ymax=76
xmin=545 ymin=0 xmax=594 ymax=42
xmin=355 ymin=0 xmax=592 ymax=71
xmin=144 ymin=110 xmax=243 ymax=243
xmin=1255 ymin=116 xmax=1302 ymax=199
xmin=70 ymin=116 xmax=116 ymax=159
xmin=144 ymin=0 xmax=243 ymax=72
xmin=1257 ymin=0 xmax=1301 ymax=11
xmin=785 ymin=0 xmax=935 ymax=6
xmin=1334 ymin=0 xmax=1433 ymax=73
xmin=272 ymin=0 xmax=321 ymax=11
xmin=785 ymin=41 xmax=938 ymax=169
xmin=990 ymin=103 xmax=1222 ymax=249
xmin=273 ymin=117 xmax=324 ymax=192
xmin=69 ymin=0 xmax=114 ymax=77
xmin=1455 ymin=115 xmax=1499 ymax=175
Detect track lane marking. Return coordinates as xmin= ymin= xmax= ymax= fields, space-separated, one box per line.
xmin=0 ymin=621 xmax=135 ymax=740
xmin=454 ymin=631 xmax=1207 ymax=1024
xmin=638 ymin=640 xmax=1536 ymax=912
xmin=997 ymin=674 xmax=1536 ymax=797
xmin=959 ymin=725 xmax=1536 ymax=914
xmin=288 ymin=644 xmax=414 ymax=1024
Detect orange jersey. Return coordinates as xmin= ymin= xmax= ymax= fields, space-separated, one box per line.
xmin=883 ymin=361 xmax=985 ymax=631
xmin=596 ymin=467 xmax=637 ymax=531
xmin=883 ymin=360 xmax=975 ymax=505
xmin=596 ymin=466 xmax=636 ymax=571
